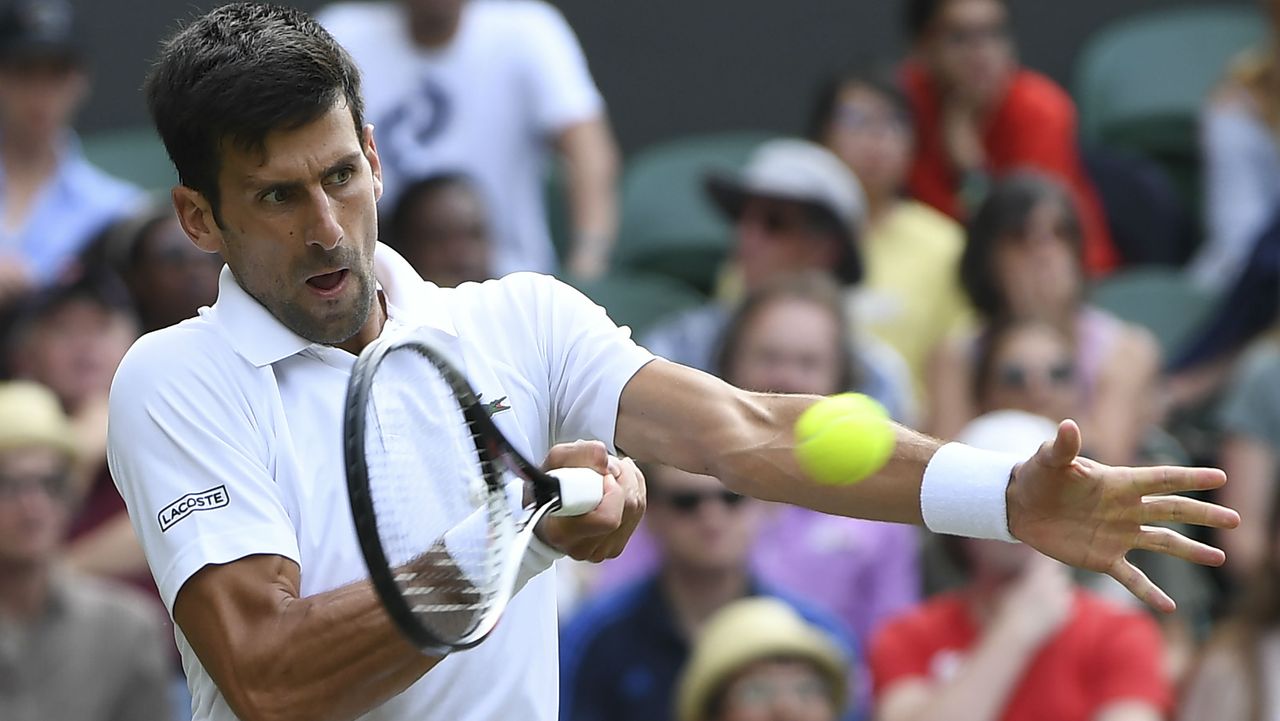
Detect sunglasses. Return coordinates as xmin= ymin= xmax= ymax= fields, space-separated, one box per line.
xmin=658 ymin=489 xmax=748 ymax=514
xmin=996 ymin=360 xmax=1075 ymax=390
xmin=739 ymin=203 xmax=819 ymax=238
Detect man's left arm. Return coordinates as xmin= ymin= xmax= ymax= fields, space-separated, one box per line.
xmin=615 ymin=359 xmax=1240 ymax=611
xmin=554 ymin=117 xmax=620 ymax=281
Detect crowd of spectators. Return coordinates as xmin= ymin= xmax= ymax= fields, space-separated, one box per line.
xmin=2 ymin=0 xmax=1279 ymax=719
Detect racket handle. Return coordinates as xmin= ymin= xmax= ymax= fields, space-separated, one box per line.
xmin=548 ymin=467 xmax=605 ymax=517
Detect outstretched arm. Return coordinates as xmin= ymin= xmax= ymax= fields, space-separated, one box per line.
xmin=616 ymin=360 xmax=1240 ymax=612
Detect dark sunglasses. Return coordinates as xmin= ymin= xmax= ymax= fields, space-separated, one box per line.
xmin=660 ymin=489 xmax=748 ymax=513
xmin=996 ymin=360 xmax=1075 ymax=390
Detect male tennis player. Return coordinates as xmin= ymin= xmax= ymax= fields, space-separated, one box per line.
xmin=106 ymin=5 xmax=1238 ymax=721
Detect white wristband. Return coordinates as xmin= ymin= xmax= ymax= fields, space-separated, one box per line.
xmin=513 ymin=533 xmax=565 ymax=597
xmin=920 ymin=442 xmax=1021 ymax=543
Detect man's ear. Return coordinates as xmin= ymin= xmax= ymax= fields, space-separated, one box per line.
xmin=172 ymin=186 xmax=223 ymax=254
xmin=363 ymin=124 xmax=384 ymax=202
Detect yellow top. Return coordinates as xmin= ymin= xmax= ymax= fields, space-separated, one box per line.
xmin=849 ymin=200 xmax=970 ymax=400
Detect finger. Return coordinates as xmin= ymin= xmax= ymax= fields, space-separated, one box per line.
xmin=1040 ymin=419 xmax=1082 ymax=469
xmin=542 ymin=440 xmax=610 ymax=476
xmin=1106 ymin=558 xmax=1176 ymax=614
xmin=1133 ymin=525 xmax=1226 ymax=567
xmin=1140 ymin=495 xmax=1241 ymax=530
xmin=1130 ymin=465 xmax=1230 ymax=497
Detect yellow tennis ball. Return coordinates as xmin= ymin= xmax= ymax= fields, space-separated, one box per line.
xmin=794 ymin=393 xmax=895 ymax=485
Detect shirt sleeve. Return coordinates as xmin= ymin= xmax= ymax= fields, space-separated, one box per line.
xmin=1087 ymin=609 xmax=1171 ymax=712
xmin=517 ymin=2 xmax=604 ymax=133
xmin=107 ymin=330 xmax=301 ymax=614
xmin=507 ymin=273 xmax=653 ymax=453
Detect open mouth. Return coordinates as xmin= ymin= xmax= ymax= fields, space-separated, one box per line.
xmin=306 ymin=268 xmax=349 ymax=294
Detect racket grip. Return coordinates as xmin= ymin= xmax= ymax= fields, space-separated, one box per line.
xmin=548 ymin=467 xmax=605 ymax=517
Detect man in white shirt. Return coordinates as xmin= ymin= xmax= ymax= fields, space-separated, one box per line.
xmin=108 ymin=5 xmax=1237 ymax=721
xmin=317 ymin=0 xmax=619 ymax=279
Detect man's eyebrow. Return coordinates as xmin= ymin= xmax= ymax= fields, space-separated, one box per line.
xmin=241 ymin=151 xmax=365 ymax=189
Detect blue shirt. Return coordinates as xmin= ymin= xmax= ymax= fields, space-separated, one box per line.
xmin=0 ymin=135 xmax=144 ymax=286
xmin=559 ymin=574 xmax=858 ymax=721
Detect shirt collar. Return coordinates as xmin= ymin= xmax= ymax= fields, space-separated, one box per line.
xmin=208 ymin=242 xmax=456 ymax=368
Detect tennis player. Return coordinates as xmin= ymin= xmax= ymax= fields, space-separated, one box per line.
xmin=106 ymin=5 xmax=1238 ymax=721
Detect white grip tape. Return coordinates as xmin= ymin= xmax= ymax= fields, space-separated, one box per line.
xmin=548 ymin=467 xmax=605 ymax=517
xmin=920 ymin=442 xmax=1022 ymax=543
xmin=513 ymin=533 xmax=564 ymax=598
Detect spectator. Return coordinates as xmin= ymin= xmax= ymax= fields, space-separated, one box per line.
xmin=108 ymin=205 xmax=221 ymax=334
xmin=676 ymin=597 xmax=851 ymax=721
xmin=0 ymin=0 xmax=143 ymax=307
xmin=970 ymin=318 xmax=1077 ymax=425
xmin=3 ymin=271 xmax=149 ymax=586
xmin=900 ymin=0 xmax=1119 ymax=275
xmin=559 ymin=462 xmax=853 ymax=721
xmin=386 ymin=171 xmax=492 ymax=287
xmin=1178 ymin=498 xmax=1280 ymax=721
xmin=0 ymin=380 xmax=170 ymax=721
xmin=318 ymin=0 xmax=619 ymax=278
xmin=926 ymin=172 xmax=1159 ymax=464
xmin=1187 ymin=0 xmax=1280 ymax=294
xmin=870 ymin=529 xmax=1169 ymax=721
xmin=809 ymin=66 xmax=969 ymax=398
xmin=643 ymin=138 xmax=914 ymax=423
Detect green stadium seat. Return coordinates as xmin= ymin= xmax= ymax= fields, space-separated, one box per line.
xmin=1073 ymin=5 xmax=1266 ymax=206
xmin=614 ymin=131 xmax=776 ymax=295
xmin=568 ymin=271 xmax=705 ymax=339
xmin=1090 ymin=267 xmax=1218 ymax=359
xmin=81 ymin=125 xmax=176 ymax=193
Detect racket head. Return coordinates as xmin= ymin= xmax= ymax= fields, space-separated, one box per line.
xmin=344 ymin=328 xmax=517 ymax=655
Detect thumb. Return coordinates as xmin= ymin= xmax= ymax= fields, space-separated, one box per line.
xmin=1041 ymin=419 xmax=1082 ymax=469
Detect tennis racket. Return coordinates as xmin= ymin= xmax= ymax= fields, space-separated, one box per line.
xmin=343 ymin=326 xmax=605 ymax=656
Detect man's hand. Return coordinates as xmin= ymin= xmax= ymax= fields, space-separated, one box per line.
xmin=1007 ymin=419 xmax=1240 ymax=613
xmin=535 ymin=440 xmax=646 ymax=563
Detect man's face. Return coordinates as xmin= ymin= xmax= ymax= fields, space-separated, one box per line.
xmin=398 ymin=182 xmax=491 ymax=287
xmin=734 ymin=197 xmax=842 ymax=292
xmin=647 ymin=466 xmax=760 ymax=573
xmin=0 ymin=57 xmax=84 ymax=141
xmin=14 ymin=299 xmax=137 ymax=411
xmin=919 ymin=0 xmax=1015 ymax=108
xmin=717 ymin=659 xmax=838 ymax=721
xmin=193 ymin=102 xmax=383 ymax=346
xmin=129 ymin=216 xmax=222 ymax=330
xmin=0 ymin=447 xmax=70 ymax=569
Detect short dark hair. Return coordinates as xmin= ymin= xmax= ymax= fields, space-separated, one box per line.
xmin=805 ymin=64 xmax=911 ymax=143
xmin=958 ymin=171 xmax=1083 ymax=319
xmin=144 ymin=3 xmax=365 ymax=224
xmin=386 ymin=171 xmax=480 ymax=249
xmin=904 ymin=0 xmax=1008 ymax=40
xmin=714 ymin=272 xmax=861 ymax=393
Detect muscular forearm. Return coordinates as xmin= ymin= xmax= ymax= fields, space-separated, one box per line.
xmin=176 ymin=557 xmax=441 ymax=721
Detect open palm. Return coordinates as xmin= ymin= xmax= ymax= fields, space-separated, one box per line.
xmin=1007 ymin=420 xmax=1240 ymax=613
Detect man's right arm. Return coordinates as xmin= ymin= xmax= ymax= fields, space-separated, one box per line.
xmin=173 ymin=554 xmax=440 ymax=721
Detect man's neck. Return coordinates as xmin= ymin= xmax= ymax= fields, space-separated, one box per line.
xmin=660 ymin=563 xmax=751 ymax=640
xmin=0 ymin=130 xmax=60 ymax=183
xmin=0 ymin=563 xmax=52 ymax=622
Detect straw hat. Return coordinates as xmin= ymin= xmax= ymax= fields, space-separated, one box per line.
xmin=676 ymin=597 xmax=848 ymax=721
xmin=0 ymin=381 xmax=77 ymax=459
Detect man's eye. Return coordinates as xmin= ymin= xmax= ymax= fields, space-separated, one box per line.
xmin=327 ymin=167 xmax=354 ymax=185
xmin=261 ymin=188 xmax=289 ymax=204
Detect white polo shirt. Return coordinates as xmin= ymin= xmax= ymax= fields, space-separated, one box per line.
xmin=106 ymin=244 xmax=653 ymax=721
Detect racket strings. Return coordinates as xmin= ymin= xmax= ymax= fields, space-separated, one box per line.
xmin=362 ymin=347 xmax=513 ymax=644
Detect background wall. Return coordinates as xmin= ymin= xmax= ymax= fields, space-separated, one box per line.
xmin=72 ymin=0 xmax=1258 ymax=153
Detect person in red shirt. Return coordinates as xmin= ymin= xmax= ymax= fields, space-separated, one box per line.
xmin=868 ymin=534 xmax=1169 ymax=721
xmin=901 ymin=0 xmax=1120 ymax=275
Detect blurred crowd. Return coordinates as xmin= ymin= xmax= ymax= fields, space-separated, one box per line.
xmin=1 ymin=0 xmax=1279 ymax=719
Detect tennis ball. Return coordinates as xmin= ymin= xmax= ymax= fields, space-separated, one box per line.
xmin=794 ymin=393 xmax=895 ymax=485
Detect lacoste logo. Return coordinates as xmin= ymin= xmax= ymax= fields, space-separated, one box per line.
xmin=478 ymin=394 xmax=511 ymax=416
xmin=158 ymin=486 xmax=230 ymax=532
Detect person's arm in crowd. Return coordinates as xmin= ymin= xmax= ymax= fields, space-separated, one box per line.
xmin=923 ymin=334 xmax=977 ymax=441
xmin=1176 ymin=637 xmax=1254 ymax=721
xmin=64 ymin=512 xmax=150 ymax=577
xmin=1218 ymin=434 xmax=1276 ymax=579
xmin=556 ymin=116 xmax=619 ymax=281
xmin=873 ymin=557 xmax=1073 ymax=721
xmin=1081 ymin=327 xmax=1160 ymax=465
xmin=616 ymin=359 xmax=1237 ymax=610
xmin=107 ymin=600 xmax=173 ymax=721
